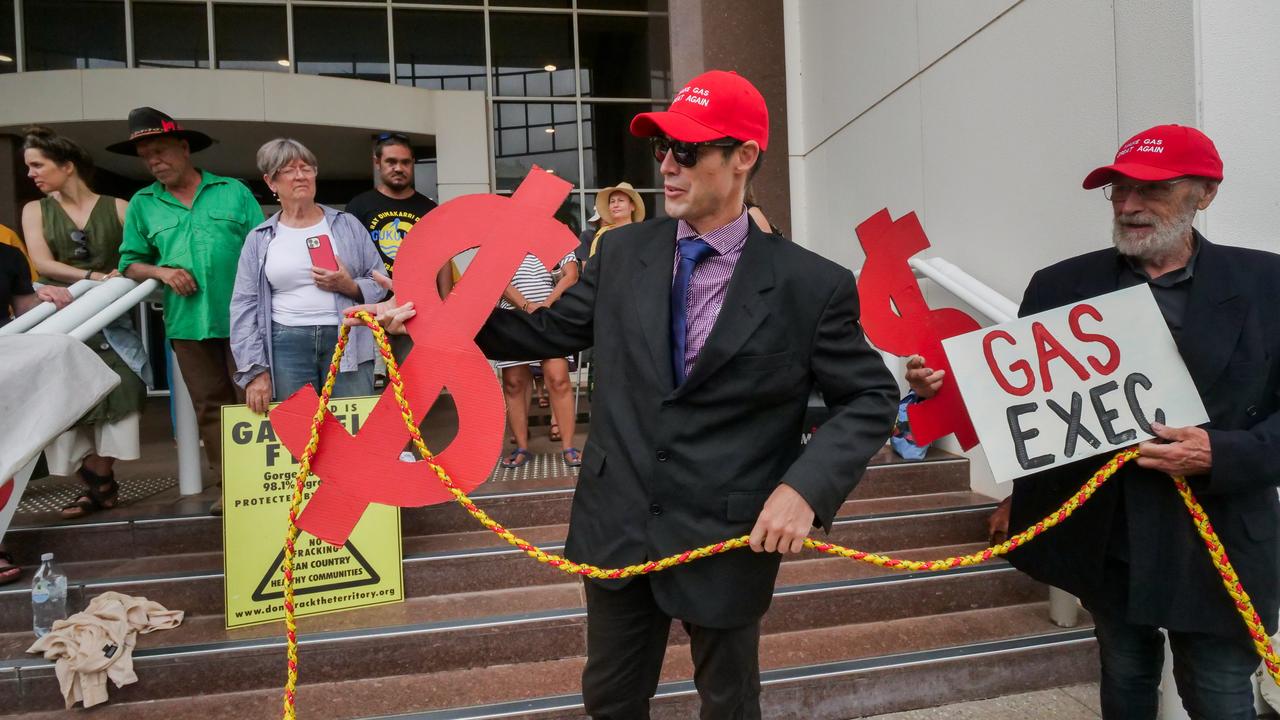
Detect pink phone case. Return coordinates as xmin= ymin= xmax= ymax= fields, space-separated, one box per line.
xmin=306 ymin=234 xmax=339 ymax=272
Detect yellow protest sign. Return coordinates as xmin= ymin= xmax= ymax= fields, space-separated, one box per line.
xmin=221 ymin=396 xmax=403 ymax=628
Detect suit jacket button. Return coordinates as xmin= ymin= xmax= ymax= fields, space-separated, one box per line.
xmin=656 ymin=450 xmax=669 ymax=462
xmin=650 ymin=503 xmax=663 ymax=516
xmin=1246 ymin=405 xmax=1259 ymax=417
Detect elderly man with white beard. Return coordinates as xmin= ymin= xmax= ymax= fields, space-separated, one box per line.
xmin=906 ymin=125 xmax=1280 ymax=720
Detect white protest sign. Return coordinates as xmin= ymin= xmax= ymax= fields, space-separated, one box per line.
xmin=942 ymin=285 xmax=1208 ymax=483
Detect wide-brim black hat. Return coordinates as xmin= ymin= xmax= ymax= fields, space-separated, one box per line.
xmin=106 ymin=106 xmax=216 ymax=156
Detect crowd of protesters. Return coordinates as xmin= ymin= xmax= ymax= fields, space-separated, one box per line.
xmin=0 ymin=105 xmax=707 ymax=537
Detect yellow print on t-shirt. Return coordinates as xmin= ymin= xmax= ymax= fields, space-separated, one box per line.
xmin=368 ymin=210 xmax=421 ymax=264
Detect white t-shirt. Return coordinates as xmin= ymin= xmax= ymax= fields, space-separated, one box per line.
xmin=265 ymin=218 xmax=341 ymax=326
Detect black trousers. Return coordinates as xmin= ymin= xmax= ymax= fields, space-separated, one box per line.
xmin=581 ymin=576 xmax=762 ymax=720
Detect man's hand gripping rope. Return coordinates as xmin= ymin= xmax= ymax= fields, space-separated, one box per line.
xmin=278 ymin=311 xmax=1280 ymax=719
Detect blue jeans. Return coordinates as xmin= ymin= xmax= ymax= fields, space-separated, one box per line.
xmin=1092 ymin=608 xmax=1260 ymax=719
xmin=270 ymin=322 xmax=374 ymax=401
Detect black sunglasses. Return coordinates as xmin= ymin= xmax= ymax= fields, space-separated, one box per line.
xmin=375 ymin=132 xmax=411 ymax=144
xmin=70 ymin=229 xmax=89 ymax=260
xmin=650 ymin=136 xmax=742 ymax=168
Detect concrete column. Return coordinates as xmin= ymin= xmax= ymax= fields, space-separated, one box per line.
xmin=667 ymin=0 xmax=792 ymax=238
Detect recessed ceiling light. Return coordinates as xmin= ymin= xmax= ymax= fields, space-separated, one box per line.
xmin=277 ymin=59 xmax=291 ymax=67
xmin=543 ymin=64 xmax=557 ymax=72
xmin=544 ymin=127 xmax=556 ymax=134
xmin=0 ymin=54 xmax=12 ymax=63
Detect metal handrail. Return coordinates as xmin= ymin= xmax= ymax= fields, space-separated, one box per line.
xmin=4 ymin=276 xmax=205 ymax=496
xmin=0 ymin=278 xmax=99 ymax=336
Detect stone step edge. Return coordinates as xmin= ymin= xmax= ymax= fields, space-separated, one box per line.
xmin=0 ymin=501 xmax=999 ymax=597
xmin=6 ymin=454 xmax=972 ymax=534
xmin=1 ymin=563 xmax=1020 ymax=672
xmin=360 ymin=626 xmax=1097 ymax=720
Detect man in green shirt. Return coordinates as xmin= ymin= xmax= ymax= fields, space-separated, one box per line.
xmin=112 ymin=107 xmax=262 ymax=514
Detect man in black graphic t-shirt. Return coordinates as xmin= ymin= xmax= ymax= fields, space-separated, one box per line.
xmin=345 ymin=133 xmax=452 ymax=298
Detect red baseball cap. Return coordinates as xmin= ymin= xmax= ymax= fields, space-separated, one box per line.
xmin=1082 ymin=124 xmax=1223 ymax=189
xmin=630 ymin=70 xmax=769 ymax=151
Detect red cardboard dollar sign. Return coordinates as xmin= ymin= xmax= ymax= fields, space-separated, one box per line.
xmin=269 ymin=169 xmax=578 ymax=546
xmin=855 ymin=209 xmax=981 ymax=449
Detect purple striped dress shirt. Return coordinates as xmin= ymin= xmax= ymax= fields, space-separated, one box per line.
xmin=673 ymin=208 xmax=750 ymax=379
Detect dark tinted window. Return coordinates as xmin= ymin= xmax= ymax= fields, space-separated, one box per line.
xmin=25 ymin=0 xmax=126 ymax=70
xmin=581 ymin=102 xmax=664 ymax=190
xmin=578 ymin=13 xmax=670 ymax=98
xmin=134 ymin=2 xmax=209 ymax=69
xmin=393 ymin=9 xmax=486 ymax=90
xmin=294 ymin=7 xmax=389 ymax=83
xmin=214 ymin=4 xmax=288 ymax=73
xmin=579 ymin=0 xmax=668 ymax=9
xmin=490 ymin=13 xmax=575 ymax=97
xmin=494 ymin=102 xmax=579 ymax=190
xmin=0 ymin=1 xmax=14 ymax=74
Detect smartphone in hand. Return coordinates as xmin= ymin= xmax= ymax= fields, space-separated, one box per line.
xmin=306 ymin=234 xmax=339 ymax=272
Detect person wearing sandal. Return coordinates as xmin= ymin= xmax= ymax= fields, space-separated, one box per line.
xmin=0 ymin=546 xmax=20 ymax=586
xmin=496 ymin=249 xmax=582 ymax=469
xmin=21 ymin=127 xmax=149 ymax=520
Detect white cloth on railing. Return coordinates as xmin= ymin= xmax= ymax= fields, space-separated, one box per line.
xmin=0 ymin=335 xmax=117 ymax=480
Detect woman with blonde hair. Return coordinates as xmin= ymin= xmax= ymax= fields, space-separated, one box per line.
xmin=585 ymin=181 xmax=645 ymax=263
xmin=21 ymin=126 xmax=148 ymax=519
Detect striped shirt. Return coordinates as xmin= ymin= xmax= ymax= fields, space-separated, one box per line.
xmin=499 ymin=252 xmax=578 ymax=310
xmin=674 ymin=209 xmax=750 ymax=379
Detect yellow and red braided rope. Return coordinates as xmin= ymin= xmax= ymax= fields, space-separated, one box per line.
xmin=278 ymin=312 xmax=1279 ymax=719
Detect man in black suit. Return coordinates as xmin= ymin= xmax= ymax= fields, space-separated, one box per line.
xmin=381 ymin=70 xmax=897 ymax=718
xmin=907 ymin=124 xmax=1278 ymax=719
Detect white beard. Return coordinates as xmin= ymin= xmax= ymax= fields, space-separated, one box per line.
xmin=1112 ymin=206 xmax=1196 ymax=265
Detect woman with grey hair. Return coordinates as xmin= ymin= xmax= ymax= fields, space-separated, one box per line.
xmin=231 ymin=138 xmax=384 ymax=414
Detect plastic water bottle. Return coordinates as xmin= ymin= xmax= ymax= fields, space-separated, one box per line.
xmin=31 ymin=553 xmax=68 ymax=638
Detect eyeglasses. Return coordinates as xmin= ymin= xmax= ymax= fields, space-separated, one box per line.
xmin=650 ymin=136 xmax=742 ymax=168
xmin=276 ymin=164 xmax=318 ymax=179
xmin=69 ymin=230 xmax=89 ymax=260
xmin=1102 ymin=178 xmax=1191 ymax=202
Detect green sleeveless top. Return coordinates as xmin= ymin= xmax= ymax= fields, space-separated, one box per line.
xmin=38 ymin=195 xmax=123 ymax=285
xmin=39 ymin=194 xmax=146 ymax=425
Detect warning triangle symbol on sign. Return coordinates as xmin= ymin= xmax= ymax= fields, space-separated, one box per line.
xmin=251 ymin=540 xmax=381 ymax=602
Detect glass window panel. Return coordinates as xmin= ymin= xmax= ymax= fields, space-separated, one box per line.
xmin=490 ymin=13 xmax=574 ymax=97
xmin=581 ymin=102 xmax=663 ymax=190
xmin=400 ymin=0 xmax=480 ymax=5
xmin=491 ymin=0 xmax=570 ymax=8
xmin=134 ymin=2 xmax=208 ymax=69
xmin=215 ymin=4 xmax=288 ymax=73
xmin=493 ymin=102 xmax=579 ymax=190
xmin=0 ymin=1 xmax=14 ymax=74
xmin=393 ymin=9 xmax=485 ymax=91
xmin=25 ymin=0 xmax=125 ymax=70
xmin=294 ymin=7 xmax=389 ymax=83
xmin=578 ymin=14 xmax=670 ymax=99
xmin=580 ymin=0 xmax=668 ymax=9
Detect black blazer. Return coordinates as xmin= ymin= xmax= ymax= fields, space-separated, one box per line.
xmin=478 ymin=218 xmax=898 ymax=628
xmin=1007 ymin=234 xmax=1279 ymax=637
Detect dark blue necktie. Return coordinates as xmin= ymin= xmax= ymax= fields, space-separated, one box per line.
xmin=671 ymin=237 xmax=716 ymax=385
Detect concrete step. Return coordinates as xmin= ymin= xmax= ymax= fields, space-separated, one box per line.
xmin=0 ymin=491 xmax=997 ymax=634
xmin=2 ymin=559 xmax=1044 ymax=711
xmin=4 ymin=604 xmax=1097 ymax=719
xmin=2 ymin=448 xmax=969 ymax=567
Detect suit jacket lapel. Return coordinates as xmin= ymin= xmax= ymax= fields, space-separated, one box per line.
xmin=1176 ymin=236 xmax=1243 ymax=391
xmin=674 ymin=226 xmax=775 ymax=399
xmin=1071 ymin=249 xmax=1124 ymax=302
xmin=631 ymin=222 xmax=678 ymax=393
